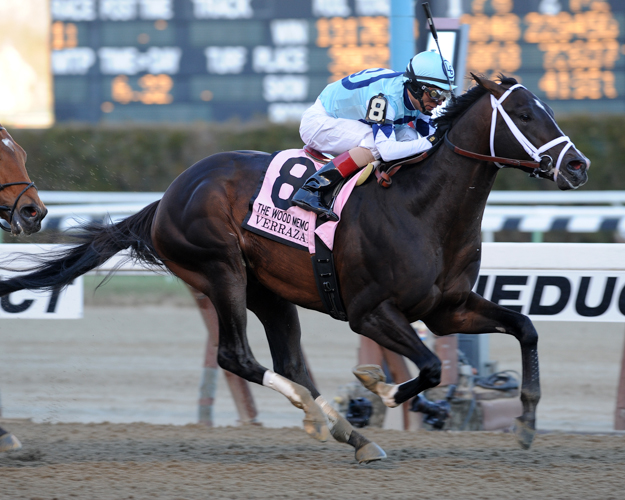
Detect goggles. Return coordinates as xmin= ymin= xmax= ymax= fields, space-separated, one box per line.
xmin=422 ymin=86 xmax=452 ymax=102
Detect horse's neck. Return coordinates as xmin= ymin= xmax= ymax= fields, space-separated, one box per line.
xmin=407 ymin=101 xmax=498 ymax=242
xmin=447 ymin=96 xmax=498 ymax=192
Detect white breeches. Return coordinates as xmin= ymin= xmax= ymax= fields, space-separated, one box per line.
xmin=299 ymin=99 xmax=381 ymax=160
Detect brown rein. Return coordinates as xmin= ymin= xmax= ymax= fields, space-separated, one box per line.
xmin=442 ymin=133 xmax=541 ymax=170
xmin=374 ymin=149 xmax=434 ymax=188
xmin=373 ymin=131 xmax=542 ymax=188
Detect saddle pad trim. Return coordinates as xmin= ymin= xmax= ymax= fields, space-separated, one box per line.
xmin=243 ymin=222 xmax=308 ymax=250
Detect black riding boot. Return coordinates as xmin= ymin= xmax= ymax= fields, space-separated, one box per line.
xmin=291 ymin=160 xmax=344 ymax=222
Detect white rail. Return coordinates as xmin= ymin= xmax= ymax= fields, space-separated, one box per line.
xmin=35 ymin=191 xmax=625 ymax=234
xmin=38 ymin=190 xmax=625 ymax=206
xmin=39 ymin=191 xmax=163 ymax=204
xmin=3 ymin=243 xmax=625 ymax=323
xmin=486 ymin=191 xmax=625 ymax=205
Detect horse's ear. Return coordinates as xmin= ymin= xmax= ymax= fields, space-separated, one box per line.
xmin=471 ymin=73 xmax=505 ymax=99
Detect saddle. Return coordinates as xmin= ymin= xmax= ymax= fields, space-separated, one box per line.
xmin=303 ymin=142 xmax=441 ymax=190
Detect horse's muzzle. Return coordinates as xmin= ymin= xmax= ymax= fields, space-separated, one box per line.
xmin=556 ymin=154 xmax=589 ymax=190
xmin=12 ymin=204 xmax=48 ymax=235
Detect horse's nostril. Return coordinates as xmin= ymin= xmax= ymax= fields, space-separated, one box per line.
xmin=568 ymin=160 xmax=583 ymax=171
xmin=21 ymin=206 xmax=39 ymax=219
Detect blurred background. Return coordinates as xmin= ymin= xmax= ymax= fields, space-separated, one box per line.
xmin=0 ymin=0 xmax=623 ymax=201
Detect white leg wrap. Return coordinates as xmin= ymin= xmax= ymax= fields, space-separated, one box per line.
xmin=315 ymin=396 xmax=351 ymax=443
xmin=263 ymin=371 xmax=330 ymax=442
xmin=378 ymin=383 xmax=400 ymax=408
xmin=263 ymin=370 xmax=302 ymax=406
xmin=198 ymin=367 xmax=219 ymax=424
xmin=199 ymin=367 xmax=219 ymax=400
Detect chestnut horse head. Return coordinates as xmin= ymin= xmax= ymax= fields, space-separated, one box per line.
xmin=0 ymin=125 xmax=47 ymax=235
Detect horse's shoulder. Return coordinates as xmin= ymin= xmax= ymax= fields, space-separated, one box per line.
xmin=210 ymin=150 xmax=273 ymax=169
xmin=187 ymin=150 xmax=270 ymax=174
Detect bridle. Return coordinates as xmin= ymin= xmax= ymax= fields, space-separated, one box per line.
xmin=445 ymin=84 xmax=577 ymax=180
xmin=374 ymin=84 xmax=581 ymax=188
xmin=0 ymin=126 xmax=38 ymax=232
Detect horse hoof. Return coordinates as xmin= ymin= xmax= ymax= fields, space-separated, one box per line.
xmin=513 ymin=416 xmax=536 ymax=450
xmin=355 ymin=441 xmax=387 ymax=464
xmin=352 ymin=364 xmax=386 ymax=392
xmin=0 ymin=433 xmax=22 ymax=452
xmin=352 ymin=365 xmax=398 ymax=407
xmin=303 ymin=417 xmax=330 ymax=442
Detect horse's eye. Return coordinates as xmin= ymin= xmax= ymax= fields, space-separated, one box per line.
xmin=519 ymin=113 xmax=531 ymax=122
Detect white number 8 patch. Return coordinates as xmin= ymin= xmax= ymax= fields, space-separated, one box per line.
xmin=366 ymin=93 xmax=388 ymax=124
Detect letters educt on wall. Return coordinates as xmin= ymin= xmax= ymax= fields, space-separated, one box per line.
xmin=475 ymin=270 xmax=625 ymax=322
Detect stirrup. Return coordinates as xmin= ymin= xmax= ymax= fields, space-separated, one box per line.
xmin=316 ymin=206 xmax=339 ymax=222
xmin=292 ymin=190 xmax=339 ymax=222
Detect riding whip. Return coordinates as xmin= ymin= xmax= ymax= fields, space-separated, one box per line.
xmin=421 ymin=2 xmax=455 ymax=96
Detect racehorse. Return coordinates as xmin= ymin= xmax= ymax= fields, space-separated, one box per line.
xmin=0 ymin=76 xmax=588 ymax=462
xmin=0 ymin=125 xmax=47 ymax=452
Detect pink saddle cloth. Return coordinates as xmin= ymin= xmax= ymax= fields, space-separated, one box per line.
xmin=242 ymin=149 xmax=361 ymax=254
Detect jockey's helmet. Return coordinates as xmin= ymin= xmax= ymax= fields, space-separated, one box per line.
xmin=404 ymin=50 xmax=457 ymax=94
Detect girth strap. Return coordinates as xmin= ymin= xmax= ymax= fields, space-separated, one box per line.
xmin=311 ymin=234 xmax=348 ymax=321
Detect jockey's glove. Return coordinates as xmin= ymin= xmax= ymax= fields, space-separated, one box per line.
xmin=426 ymin=128 xmax=445 ymax=148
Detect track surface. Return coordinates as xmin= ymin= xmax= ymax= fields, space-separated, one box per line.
xmin=1 ymin=420 xmax=624 ymax=499
xmin=1 ymin=305 xmax=625 ymax=498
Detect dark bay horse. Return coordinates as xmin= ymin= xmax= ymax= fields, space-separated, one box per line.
xmin=0 ymin=76 xmax=588 ymax=462
xmin=0 ymin=125 xmax=47 ymax=452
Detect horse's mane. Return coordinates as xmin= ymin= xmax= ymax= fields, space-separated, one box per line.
xmin=433 ymin=75 xmax=518 ymax=132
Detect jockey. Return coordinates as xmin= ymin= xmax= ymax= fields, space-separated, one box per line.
xmin=292 ymin=50 xmax=457 ymax=221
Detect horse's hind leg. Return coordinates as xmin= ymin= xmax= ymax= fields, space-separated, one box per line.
xmin=246 ymin=277 xmax=386 ymax=463
xmin=169 ymin=262 xmax=328 ymax=441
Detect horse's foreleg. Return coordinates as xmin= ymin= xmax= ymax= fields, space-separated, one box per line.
xmin=350 ymin=300 xmax=442 ymax=407
xmin=246 ymin=280 xmax=385 ymax=463
xmin=425 ymin=292 xmax=540 ymax=450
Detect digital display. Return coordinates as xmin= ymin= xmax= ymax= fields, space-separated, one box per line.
xmin=49 ymin=0 xmax=625 ymax=124
xmin=459 ymin=0 xmax=623 ymax=112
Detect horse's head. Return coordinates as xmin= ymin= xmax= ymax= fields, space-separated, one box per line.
xmin=473 ymin=74 xmax=589 ymax=190
xmin=0 ymin=126 xmax=47 ymax=235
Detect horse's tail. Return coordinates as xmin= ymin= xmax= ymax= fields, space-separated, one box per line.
xmin=0 ymin=201 xmax=164 ymax=296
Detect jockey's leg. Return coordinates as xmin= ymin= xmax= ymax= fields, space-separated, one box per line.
xmin=291 ymin=147 xmax=375 ymax=221
xmin=349 ymin=146 xmax=376 ymax=166
xmin=295 ymin=101 xmax=377 ymax=221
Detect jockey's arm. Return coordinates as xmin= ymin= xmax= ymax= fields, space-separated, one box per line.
xmin=372 ymin=123 xmax=433 ymax=162
xmin=370 ymin=104 xmax=436 ymax=162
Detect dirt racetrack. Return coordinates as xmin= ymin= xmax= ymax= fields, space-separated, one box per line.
xmin=2 ymin=299 xmax=625 ymax=498
xmin=1 ymin=419 xmax=625 ymax=499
